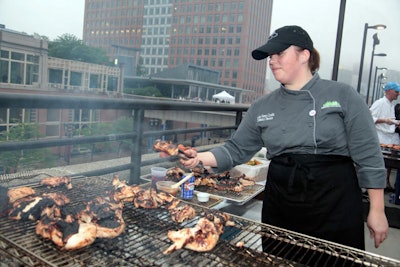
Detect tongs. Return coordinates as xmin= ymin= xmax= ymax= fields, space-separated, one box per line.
xmin=177 ymin=149 xmax=191 ymax=160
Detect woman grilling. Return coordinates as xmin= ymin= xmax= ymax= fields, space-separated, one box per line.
xmin=179 ymin=25 xmax=388 ymax=251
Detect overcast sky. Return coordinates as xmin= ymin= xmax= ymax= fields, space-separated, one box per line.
xmin=0 ymin=0 xmax=399 ymax=85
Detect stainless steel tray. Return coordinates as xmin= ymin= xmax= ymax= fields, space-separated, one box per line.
xmin=141 ymin=174 xmax=265 ymax=205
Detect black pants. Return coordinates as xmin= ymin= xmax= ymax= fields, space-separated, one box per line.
xmin=262 ymin=154 xmax=365 ymax=253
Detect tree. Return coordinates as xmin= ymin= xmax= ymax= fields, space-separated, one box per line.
xmin=48 ymin=34 xmax=113 ymax=65
xmin=75 ymin=117 xmax=133 ymax=155
xmin=0 ymin=123 xmax=55 ymax=173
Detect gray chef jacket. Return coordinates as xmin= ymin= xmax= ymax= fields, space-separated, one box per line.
xmin=210 ymin=73 xmax=386 ymax=189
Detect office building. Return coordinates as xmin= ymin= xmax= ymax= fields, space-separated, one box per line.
xmin=83 ymin=0 xmax=273 ymax=103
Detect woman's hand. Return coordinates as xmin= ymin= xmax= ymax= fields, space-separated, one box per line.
xmin=367 ymin=208 xmax=389 ymax=248
xmin=366 ymin=188 xmax=389 ymax=248
xmin=179 ymin=148 xmax=200 ymax=169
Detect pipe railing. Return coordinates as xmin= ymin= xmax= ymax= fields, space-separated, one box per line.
xmin=0 ymin=92 xmax=249 ymax=184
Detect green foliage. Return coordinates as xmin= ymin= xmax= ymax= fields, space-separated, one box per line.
xmin=0 ymin=123 xmax=54 ymax=173
xmin=48 ymin=34 xmax=113 ymax=65
xmin=124 ymin=86 xmax=162 ymax=97
xmin=75 ymin=117 xmax=133 ymax=153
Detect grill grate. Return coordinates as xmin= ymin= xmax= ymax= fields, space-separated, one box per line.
xmin=1 ymin=176 xmax=399 ymax=267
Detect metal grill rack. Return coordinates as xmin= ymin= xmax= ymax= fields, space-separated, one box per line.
xmin=1 ymin=176 xmax=399 ymax=267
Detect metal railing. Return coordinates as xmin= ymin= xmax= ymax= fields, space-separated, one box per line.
xmin=0 ymin=92 xmax=249 ymax=184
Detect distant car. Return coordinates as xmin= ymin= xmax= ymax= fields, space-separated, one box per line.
xmin=71 ymin=147 xmax=91 ymax=155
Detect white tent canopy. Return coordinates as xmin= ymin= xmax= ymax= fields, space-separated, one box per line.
xmin=212 ymin=91 xmax=235 ymax=104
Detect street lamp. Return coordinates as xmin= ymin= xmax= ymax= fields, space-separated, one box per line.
xmin=366 ymin=52 xmax=386 ymax=104
xmin=356 ymin=23 xmax=386 ymax=93
xmin=372 ymin=67 xmax=387 ymax=102
xmin=365 ymin=33 xmax=386 ymax=104
xmin=377 ymin=73 xmax=387 ymax=99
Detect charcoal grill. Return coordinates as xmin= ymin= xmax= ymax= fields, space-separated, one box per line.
xmin=1 ymin=175 xmax=399 ymax=267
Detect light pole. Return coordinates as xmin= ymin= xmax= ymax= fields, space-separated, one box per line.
xmin=372 ymin=67 xmax=387 ymax=102
xmin=356 ymin=23 xmax=386 ymax=93
xmin=377 ymin=73 xmax=387 ymax=99
xmin=366 ymin=53 xmax=386 ymax=104
xmin=365 ymin=33 xmax=386 ymax=105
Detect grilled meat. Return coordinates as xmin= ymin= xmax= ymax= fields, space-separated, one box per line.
xmin=153 ymin=139 xmax=193 ymax=157
xmin=79 ymin=195 xmax=126 ymax=239
xmin=36 ymin=194 xmax=125 ymax=250
xmin=8 ymin=192 xmax=70 ymax=221
xmin=64 ymin=222 xmax=97 ymax=250
xmin=194 ymin=176 xmax=217 ymax=187
xmin=111 ymin=175 xmax=141 ymax=202
xmin=164 ymin=217 xmax=220 ymax=254
xmin=173 ymin=167 xmax=255 ymax=193
xmin=132 ymin=187 xmax=181 ymax=210
xmin=153 ymin=139 xmax=180 ymax=156
xmin=7 ymin=186 xmax=36 ymax=203
xmin=204 ymin=210 xmax=235 ymax=234
xmin=164 ymin=210 xmax=234 ymax=254
xmin=239 ymin=177 xmax=256 ymax=187
xmin=36 ymin=216 xmax=97 ymax=251
xmin=169 ymin=205 xmax=196 ymax=223
xmin=133 ymin=188 xmax=160 ymax=209
xmin=42 ymin=192 xmax=71 ymax=206
xmin=166 ymin=167 xmax=185 ymax=182
xmin=40 ymin=176 xmax=72 ymax=190
xmin=93 ymin=208 xmax=126 ymax=239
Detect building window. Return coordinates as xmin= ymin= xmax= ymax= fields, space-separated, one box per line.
xmin=1 ymin=50 xmax=39 ymax=85
xmin=46 ymin=125 xmax=60 ymax=137
xmin=0 ymin=60 xmax=9 ymax=83
xmin=232 ymin=71 xmax=238 ymax=79
xmin=10 ymin=62 xmax=24 ymax=84
xmin=47 ymin=109 xmax=60 ymax=121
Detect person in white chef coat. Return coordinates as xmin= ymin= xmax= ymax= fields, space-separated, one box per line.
xmin=370 ymin=81 xmax=400 ymax=191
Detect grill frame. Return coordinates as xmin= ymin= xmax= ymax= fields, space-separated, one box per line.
xmin=1 ymin=175 xmax=399 ymax=267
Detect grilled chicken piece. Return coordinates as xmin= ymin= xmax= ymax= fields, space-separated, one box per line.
xmin=166 ymin=167 xmax=185 ymax=182
xmin=40 ymin=176 xmax=72 ymax=190
xmin=37 ymin=217 xmax=97 ymax=251
xmin=164 ymin=218 xmax=219 ymax=254
xmin=111 ymin=175 xmax=141 ymax=202
xmin=164 ymin=210 xmax=234 ymax=254
xmin=7 ymin=186 xmax=36 ymax=203
xmin=64 ymin=222 xmax=97 ymax=250
xmin=8 ymin=192 xmax=70 ymax=221
xmin=42 ymin=192 xmax=71 ymax=206
xmin=169 ymin=205 xmax=196 ymax=223
xmin=194 ymin=176 xmax=217 ymax=187
xmin=153 ymin=139 xmax=193 ymax=158
xmin=156 ymin=191 xmax=175 ymax=203
xmin=37 ymin=194 xmax=123 ymax=250
xmin=94 ymin=208 xmax=126 ymax=239
xmin=9 ymin=196 xmax=43 ymax=221
xmin=238 ymin=177 xmax=256 ymax=187
xmin=153 ymin=139 xmax=180 ymax=156
xmin=36 ymin=216 xmax=64 ymax=247
xmin=204 ymin=211 xmax=235 ymax=234
xmin=133 ymin=188 xmax=160 ymax=209
xmin=133 ymin=188 xmax=181 ymax=209
xmin=79 ymin=195 xmax=126 ymax=239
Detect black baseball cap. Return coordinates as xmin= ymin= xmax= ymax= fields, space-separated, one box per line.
xmin=252 ymin=25 xmax=314 ymax=60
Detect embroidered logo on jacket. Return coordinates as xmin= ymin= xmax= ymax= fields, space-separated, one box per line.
xmin=257 ymin=113 xmax=275 ymax=122
xmin=321 ymin=101 xmax=341 ymax=109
